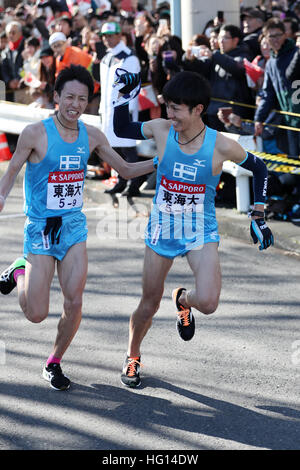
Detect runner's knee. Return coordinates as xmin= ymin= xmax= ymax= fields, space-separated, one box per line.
xmin=140 ymin=294 xmax=161 ymax=317
xmin=63 ymin=296 xmax=83 ymax=315
xmin=193 ymin=294 xmax=219 ymax=315
xmin=24 ymin=305 xmax=48 ymax=323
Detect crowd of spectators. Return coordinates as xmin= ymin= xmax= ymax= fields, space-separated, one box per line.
xmin=0 ymin=0 xmax=300 ymax=212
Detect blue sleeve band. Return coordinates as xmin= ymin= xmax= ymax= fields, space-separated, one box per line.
xmin=113 ymin=104 xmax=148 ymax=140
xmin=239 ymin=152 xmax=268 ymax=204
xmin=141 ymin=122 xmax=148 ymax=140
xmin=238 ymin=154 xmax=249 ymax=166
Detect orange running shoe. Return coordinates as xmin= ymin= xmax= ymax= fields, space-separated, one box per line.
xmin=172 ymin=287 xmax=195 ymax=341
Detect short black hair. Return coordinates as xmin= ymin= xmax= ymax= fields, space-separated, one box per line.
xmin=25 ymin=36 xmax=40 ymax=48
xmin=283 ymin=17 xmax=299 ymax=34
xmin=57 ymin=16 xmax=73 ymax=27
xmin=263 ymin=17 xmax=286 ymax=34
xmin=54 ymin=64 xmax=94 ymax=100
xmin=220 ymin=24 xmax=243 ymax=42
xmin=162 ymin=71 xmax=211 ymax=114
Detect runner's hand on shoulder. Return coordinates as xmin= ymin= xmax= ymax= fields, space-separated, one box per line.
xmin=250 ymin=218 xmax=274 ymax=251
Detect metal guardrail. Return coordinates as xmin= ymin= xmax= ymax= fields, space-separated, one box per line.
xmin=211 ymin=97 xmax=300 ymax=131
xmin=0 ymin=100 xmax=99 ymax=134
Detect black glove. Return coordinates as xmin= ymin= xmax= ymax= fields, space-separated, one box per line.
xmin=44 ymin=216 xmax=62 ymax=245
xmin=250 ymin=218 xmax=274 ymax=251
xmin=118 ymin=71 xmax=141 ymax=95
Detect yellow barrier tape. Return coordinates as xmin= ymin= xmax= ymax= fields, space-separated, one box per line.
xmin=241 ymin=117 xmax=300 ymax=132
xmin=211 ymin=97 xmax=300 ymax=118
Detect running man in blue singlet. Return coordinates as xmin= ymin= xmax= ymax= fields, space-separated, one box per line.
xmin=113 ymin=70 xmax=274 ymax=388
xmin=0 ymin=65 xmax=155 ymax=390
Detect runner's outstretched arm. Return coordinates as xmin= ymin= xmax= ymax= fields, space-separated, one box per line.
xmin=112 ymin=70 xmax=154 ymax=140
xmin=238 ymin=151 xmax=268 ymax=207
xmin=218 ymin=134 xmax=274 ymax=251
xmin=238 ymin=151 xmax=274 ymax=250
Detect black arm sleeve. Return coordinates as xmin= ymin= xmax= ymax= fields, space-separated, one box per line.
xmin=238 ymin=152 xmax=268 ymax=204
xmin=113 ymin=104 xmax=148 ymax=140
xmin=33 ymin=17 xmax=50 ymax=40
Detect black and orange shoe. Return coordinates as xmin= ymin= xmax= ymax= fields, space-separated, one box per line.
xmin=121 ymin=355 xmax=142 ymax=388
xmin=172 ymin=287 xmax=195 ymax=341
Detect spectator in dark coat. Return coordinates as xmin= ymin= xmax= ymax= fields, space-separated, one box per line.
xmin=254 ymin=18 xmax=300 ymax=157
xmin=241 ymin=8 xmax=266 ymax=60
xmin=1 ymin=21 xmax=25 ymax=102
xmin=283 ymin=17 xmax=299 ymax=42
xmin=182 ymin=24 xmax=254 ymax=131
xmin=36 ymin=0 xmax=70 ymax=16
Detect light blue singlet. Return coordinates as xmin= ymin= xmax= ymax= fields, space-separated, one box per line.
xmin=23 ymin=117 xmax=90 ymax=260
xmin=24 ymin=117 xmax=90 ymax=219
xmin=145 ymin=125 xmax=221 ymax=259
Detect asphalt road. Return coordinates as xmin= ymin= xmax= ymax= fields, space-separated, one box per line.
xmin=0 ymin=185 xmax=299 ymax=453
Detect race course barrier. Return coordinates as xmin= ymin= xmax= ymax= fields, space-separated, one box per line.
xmin=0 ymin=100 xmax=299 ymax=212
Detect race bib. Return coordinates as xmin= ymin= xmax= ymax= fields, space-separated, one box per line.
xmin=47 ymin=170 xmax=84 ymax=210
xmin=156 ymin=176 xmax=206 ymax=214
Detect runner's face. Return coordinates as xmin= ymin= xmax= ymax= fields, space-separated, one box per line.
xmin=166 ymin=102 xmax=201 ymax=132
xmin=56 ymin=80 xmax=89 ymax=122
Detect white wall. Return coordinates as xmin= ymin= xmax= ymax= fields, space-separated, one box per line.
xmin=181 ymin=0 xmax=241 ymax=49
xmin=241 ymin=0 xmax=258 ymax=7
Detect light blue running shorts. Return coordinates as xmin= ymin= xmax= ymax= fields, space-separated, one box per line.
xmin=23 ymin=211 xmax=88 ymax=260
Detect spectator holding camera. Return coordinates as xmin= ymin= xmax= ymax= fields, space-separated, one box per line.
xmin=183 ymin=24 xmax=254 ymax=131
xmin=184 ymin=34 xmax=211 ymax=62
xmin=150 ymin=35 xmax=184 ymax=117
